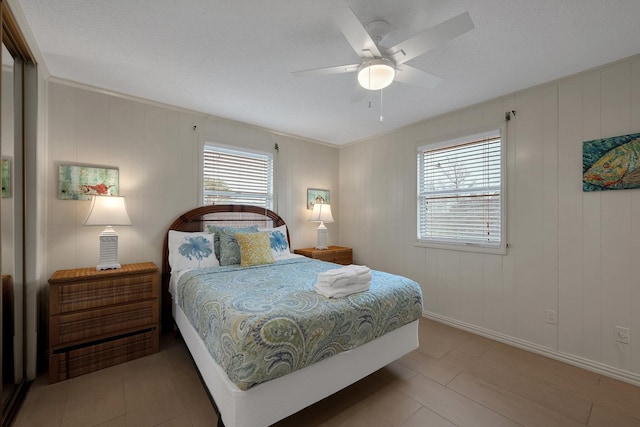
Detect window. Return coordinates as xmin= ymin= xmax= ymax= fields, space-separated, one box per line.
xmin=417 ymin=127 xmax=506 ymax=253
xmin=203 ymin=144 xmax=273 ymax=208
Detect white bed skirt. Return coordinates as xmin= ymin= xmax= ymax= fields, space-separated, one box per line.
xmin=174 ymin=303 xmax=419 ymax=427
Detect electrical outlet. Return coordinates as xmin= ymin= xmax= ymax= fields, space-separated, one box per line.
xmin=545 ymin=309 xmax=557 ymax=325
xmin=615 ymin=326 xmax=631 ymax=344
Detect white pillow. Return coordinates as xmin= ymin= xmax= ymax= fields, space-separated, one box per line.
xmin=168 ymin=230 xmax=219 ymax=272
xmin=258 ymin=225 xmax=291 ymax=260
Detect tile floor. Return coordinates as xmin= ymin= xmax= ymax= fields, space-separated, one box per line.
xmin=12 ymin=318 xmax=640 ymax=427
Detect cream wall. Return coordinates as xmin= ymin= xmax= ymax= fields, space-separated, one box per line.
xmin=46 ymin=81 xmax=339 ymax=275
xmin=339 ymin=55 xmax=640 ymax=384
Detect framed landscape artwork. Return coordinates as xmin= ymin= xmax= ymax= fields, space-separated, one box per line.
xmin=58 ymin=164 xmax=119 ymax=200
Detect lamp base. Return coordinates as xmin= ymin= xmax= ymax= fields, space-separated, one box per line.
xmin=96 ymin=263 xmax=122 ymax=271
xmin=314 ymin=222 xmax=329 ymax=250
xmin=96 ymin=226 xmax=121 ymax=270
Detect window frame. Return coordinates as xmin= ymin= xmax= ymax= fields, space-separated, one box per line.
xmin=416 ymin=125 xmax=507 ymax=255
xmin=201 ymin=142 xmax=274 ymax=209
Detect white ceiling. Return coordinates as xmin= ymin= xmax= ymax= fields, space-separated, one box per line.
xmin=14 ymin=0 xmax=640 ymax=145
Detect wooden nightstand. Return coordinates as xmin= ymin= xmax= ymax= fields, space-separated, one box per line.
xmin=294 ymin=246 xmax=353 ymax=265
xmin=48 ymin=262 xmax=159 ymax=383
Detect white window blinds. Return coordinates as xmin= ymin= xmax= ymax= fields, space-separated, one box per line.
xmin=203 ymin=144 xmax=273 ymax=208
xmin=417 ymin=128 xmax=505 ymax=252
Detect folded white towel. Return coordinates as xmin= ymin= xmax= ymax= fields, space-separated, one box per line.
xmin=314 ymin=264 xmax=372 ymax=297
xmin=316 ymin=268 xmax=357 ymax=288
xmin=344 ymin=265 xmax=371 ymax=284
xmin=318 ymin=273 xmax=370 ymax=286
xmin=315 ymin=265 xmax=373 ymax=290
xmin=314 ymin=281 xmax=370 ymax=298
xmin=344 ymin=264 xmax=371 ymax=276
xmin=351 ymin=272 xmax=372 ymax=285
xmin=316 ymin=276 xmax=350 ymax=288
xmin=318 ymin=268 xmax=350 ymax=278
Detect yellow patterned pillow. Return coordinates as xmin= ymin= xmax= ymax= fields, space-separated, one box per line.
xmin=235 ymin=232 xmax=275 ymax=267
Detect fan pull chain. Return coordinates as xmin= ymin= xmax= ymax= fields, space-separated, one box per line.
xmin=380 ymin=89 xmax=384 ymax=123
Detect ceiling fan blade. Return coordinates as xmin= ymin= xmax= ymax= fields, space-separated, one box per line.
xmin=332 ymin=7 xmax=382 ymax=58
xmin=394 ymin=64 xmax=443 ymax=89
xmin=386 ymin=11 xmax=474 ymax=65
xmin=292 ymin=63 xmax=360 ymax=77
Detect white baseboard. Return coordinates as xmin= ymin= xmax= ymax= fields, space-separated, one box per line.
xmin=423 ymin=310 xmax=640 ymax=387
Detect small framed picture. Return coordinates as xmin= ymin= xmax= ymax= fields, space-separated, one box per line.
xmin=307 ymin=188 xmax=330 ymax=210
xmin=2 ymin=158 xmax=11 ymax=198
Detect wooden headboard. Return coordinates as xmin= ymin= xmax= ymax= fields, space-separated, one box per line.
xmin=161 ymin=204 xmax=289 ymax=330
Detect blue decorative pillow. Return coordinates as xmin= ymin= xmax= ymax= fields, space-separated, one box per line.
xmin=207 ymin=225 xmax=259 ymax=260
xmin=168 ymin=230 xmax=218 ymax=271
xmin=218 ymin=226 xmax=259 ymax=266
xmin=258 ymin=225 xmax=291 ymax=260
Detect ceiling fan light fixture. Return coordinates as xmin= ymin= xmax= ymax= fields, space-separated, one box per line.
xmin=357 ymin=59 xmax=395 ymax=90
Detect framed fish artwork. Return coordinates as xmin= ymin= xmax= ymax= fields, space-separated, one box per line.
xmin=583 ymin=132 xmax=640 ymax=191
xmin=58 ymin=164 xmax=119 ymax=200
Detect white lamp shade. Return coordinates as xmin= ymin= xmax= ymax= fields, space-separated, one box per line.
xmin=308 ymin=203 xmax=334 ymax=223
xmin=84 ymin=195 xmax=133 ymax=226
xmin=357 ymin=60 xmax=395 ymax=91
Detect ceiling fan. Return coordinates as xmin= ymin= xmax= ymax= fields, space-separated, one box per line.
xmin=293 ymin=7 xmax=474 ymax=97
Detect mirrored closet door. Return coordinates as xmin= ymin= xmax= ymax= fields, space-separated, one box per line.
xmin=1 ymin=38 xmax=19 ymax=414
xmin=1 ymin=0 xmax=35 ymax=423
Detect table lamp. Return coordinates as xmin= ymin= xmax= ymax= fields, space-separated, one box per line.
xmin=83 ymin=195 xmax=132 ymax=270
xmin=308 ymin=203 xmax=334 ymax=250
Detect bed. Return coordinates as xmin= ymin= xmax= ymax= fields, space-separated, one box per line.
xmin=161 ymin=205 xmax=422 ymax=427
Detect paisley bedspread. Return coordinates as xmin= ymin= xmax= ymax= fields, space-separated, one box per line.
xmin=177 ymin=257 xmax=423 ymax=390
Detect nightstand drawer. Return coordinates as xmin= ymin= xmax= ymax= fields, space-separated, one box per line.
xmin=50 ymin=300 xmax=159 ymax=348
xmin=294 ymin=246 xmax=353 ymax=265
xmin=314 ymin=250 xmax=352 ymax=264
xmin=49 ymin=263 xmax=158 ymax=315
xmin=49 ymin=329 xmax=158 ymax=382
